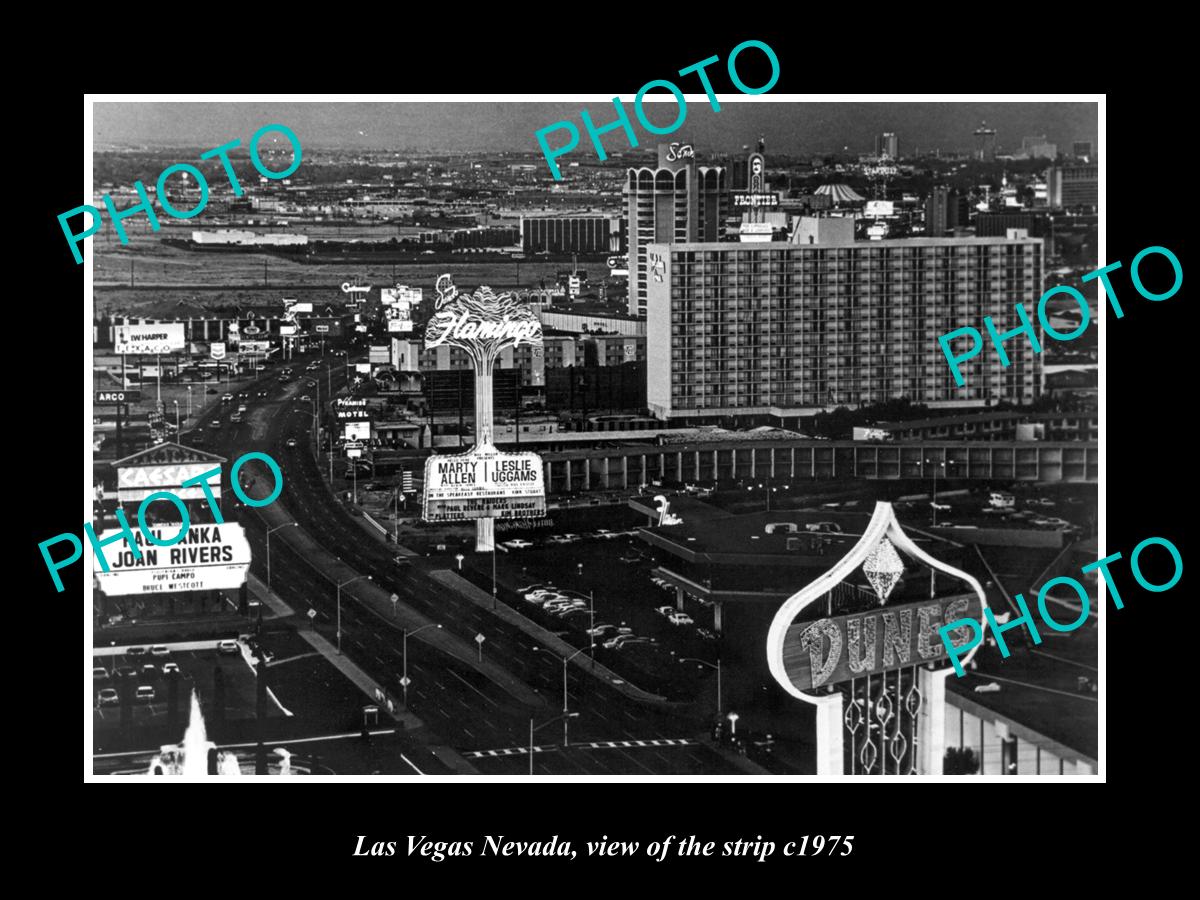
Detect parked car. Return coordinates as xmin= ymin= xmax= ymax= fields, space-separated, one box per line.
xmin=92 ymin=666 xmax=108 ymax=681
xmin=805 ymin=522 xmax=843 ymax=533
xmin=217 ymin=639 xmax=240 ymax=655
xmin=655 ymin=605 xmax=675 ymax=617
xmin=524 ymin=589 xmax=562 ymax=602
xmin=135 ymin=685 xmax=156 ymax=701
xmin=141 ymin=663 xmax=159 ymax=679
xmin=126 ymin=646 xmax=148 ymax=657
xmin=98 ymin=687 xmax=120 ymax=707
xmin=1028 ymin=497 xmax=1056 ymax=508
xmin=517 ymin=582 xmax=554 ymax=594
xmin=221 ymin=393 xmax=234 ymax=402
xmin=668 ymin=612 xmax=694 ymax=626
xmin=150 ymin=645 xmax=170 ymax=657
xmin=115 ymin=665 xmax=137 ymax=680
xmin=162 ymin=662 xmax=180 ymax=676
xmin=502 ymin=539 xmax=534 ymax=550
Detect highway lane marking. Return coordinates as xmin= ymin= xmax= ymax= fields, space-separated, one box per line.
xmin=462 ymin=738 xmax=699 ymax=758
xmin=446 ymin=669 xmax=502 ymax=710
xmin=94 ymin=728 xmax=399 ymax=758
xmin=1030 ymin=648 xmax=1098 ymax=671
xmin=399 ymin=753 xmax=424 ymax=775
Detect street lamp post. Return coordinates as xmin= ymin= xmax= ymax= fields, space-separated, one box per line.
xmin=532 ymin=645 xmax=592 ymax=746
xmin=172 ymin=400 xmax=179 ymax=435
xmin=266 ymin=522 xmax=298 ymax=593
xmin=528 ymin=712 xmax=578 ymax=775
xmin=925 ymin=456 xmax=946 ymax=526
xmin=402 ymin=623 xmax=442 ymax=710
xmin=186 ymin=384 xmax=192 ymax=419
xmin=335 ymin=573 xmax=372 ymax=654
xmin=680 ymin=656 xmax=722 ymax=715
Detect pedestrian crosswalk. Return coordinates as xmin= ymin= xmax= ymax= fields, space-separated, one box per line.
xmin=464 ymin=738 xmax=699 ymax=759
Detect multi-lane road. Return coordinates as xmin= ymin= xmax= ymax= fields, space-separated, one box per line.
xmin=203 ymin=354 xmax=742 ymax=775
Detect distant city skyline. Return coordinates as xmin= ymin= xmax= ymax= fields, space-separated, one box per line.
xmin=94 ymin=100 xmax=1098 ymax=158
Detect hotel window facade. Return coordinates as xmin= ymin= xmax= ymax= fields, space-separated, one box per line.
xmin=646 ymin=236 xmax=1044 ymax=421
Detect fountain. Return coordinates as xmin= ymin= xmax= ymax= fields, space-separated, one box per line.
xmin=148 ymin=690 xmax=242 ymax=776
xmin=141 ymin=690 xmax=309 ymax=776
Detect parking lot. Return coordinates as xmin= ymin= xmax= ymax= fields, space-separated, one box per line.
xmin=461 ymin=519 xmax=720 ymax=700
xmin=92 ymin=630 xmax=378 ymax=755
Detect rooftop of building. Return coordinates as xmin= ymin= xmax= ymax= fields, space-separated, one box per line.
xmin=876 ymin=410 xmax=1098 ymax=431
xmin=648 ymin=234 xmax=1044 ymax=252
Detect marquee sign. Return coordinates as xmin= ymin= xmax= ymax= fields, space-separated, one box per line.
xmin=782 ymin=594 xmax=982 ymax=691
xmin=423 ymin=444 xmax=546 ymax=522
xmin=92 ymin=523 xmax=251 ymax=596
xmin=422 ymin=275 xmax=545 ymax=548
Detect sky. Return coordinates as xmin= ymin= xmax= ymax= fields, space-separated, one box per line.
xmin=94 ymin=100 xmax=1098 ymax=157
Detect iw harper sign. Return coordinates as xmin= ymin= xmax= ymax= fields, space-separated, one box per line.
xmin=114 ymin=323 xmax=186 ymax=355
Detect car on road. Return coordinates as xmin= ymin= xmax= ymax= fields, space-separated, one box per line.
xmin=525 ymin=589 xmax=561 ymax=601
xmin=162 ymin=662 xmax=180 ymax=676
xmin=306 ymin=380 xmax=316 ymax=387
xmin=141 ymin=664 xmax=159 ymax=679
xmin=93 ymin=666 xmax=108 ymax=681
xmin=217 ymin=640 xmax=240 ymax=655
xmin=604 ymin=634 xmax=654 ymax=650
xmin=594 ymin=529 xmax=618 ymax=540
xmin=299 ymin=394 xmax=311 ymax=401
xmin=546 ymin=535 xmax=571 ymax=544
xmin=501 ymin=539 xmax=534 ymax=550
xmin=517 ymin=582 xmax=553 ymax=594
xmin=150 ymin=645 xmax=170 ymax=657
xmin=1028 ymin=497 xmax=1056 ymax=508
xmin=115 ymin=665 xmax=137 ymax=679
xmin=587 ymin=624 xmax=632 ymax=637
xmin=930 ymin=502 xmax=951 ymax=512
xmin=209 ymin=419 xmax=221 ymax=429
xmin=286 ymin=437 xmax=297 ymax=448
xmin=655 ymin=605 xmax=675 ymax=617
xmin=98 ymin=688 xmax=120 ymax=707
xmin=230 ymin=413 xmax=243 ymax=423
xmin=257 ymin=390 xmax=269 ymax=398
xmin=127 ymin=646 xmax=148 ymax=657
xmin=394 ymin=555 xmax=412 ymax=567
xmin=237 ymin=392 xmax=248 ymax=399
xmin=544 ymin=597 xmax=585 ymax=611
xmin=805 ymin=521 xmax=844 ymax=533
xmin=697 ymin=628 xmax=718 ymax=641
xmin=668 ymin=612 xmax=694 ymax=626
xmin=221 ymin=393 xmax=234 ymax=402
xmin=306 ymin=362 xmax=320 ymax=371
xmin=135 ymin=685 xmax=156 ymax=701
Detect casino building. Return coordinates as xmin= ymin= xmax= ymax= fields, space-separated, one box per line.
xmin=646 ymin=218 xmax=1044 ymax=423
xmin=635 ymin=498 xmax=1097 ymax=775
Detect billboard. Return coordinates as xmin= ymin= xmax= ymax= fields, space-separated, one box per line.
xmin=369 ymin=345 xmax=390 ymax=364
xmin=92 ymin=523 xmax=252 ymax=595
xmin=355 ymin=362 xmax=371 ymax=374
xmin=290 ymin=302 xmax=313 ymax=313
xmin=117 ymin=461 xmax=223 ymax=504
xmin=423 ymin=445 xmax=546 ymax=522
xmin=279 ymin=324 xmax=298 ymax=336
xmin=95 ymin=390 xmax=141 ymax=405
xmin=334 ymin=398 xmax=370 ymax=421
xmin=315 ymin=324 xmax=330 ymax=333
xmin=240 ymin=340 xmax=271 ymax=353
xmin=387 ymin=318 xmax=413 ymax=333
xmin=343 ymin=421 xmax=371 ymax=441
xmin=114 ymin=323 xmax=186 ymax=355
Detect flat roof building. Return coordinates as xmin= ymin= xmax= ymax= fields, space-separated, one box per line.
xmin=646 ymin=224 xmax=1044 ymax=423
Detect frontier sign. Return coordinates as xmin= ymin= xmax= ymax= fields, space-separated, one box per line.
xmin=423 ymin=444 xmax=546 ymax=522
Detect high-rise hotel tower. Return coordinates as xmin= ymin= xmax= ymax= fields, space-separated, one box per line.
xmin=646 ymin=218 xmax=1044 ymax=423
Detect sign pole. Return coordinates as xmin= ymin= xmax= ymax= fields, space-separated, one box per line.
xmin=475 ymin=367 xmax=495 ymax=553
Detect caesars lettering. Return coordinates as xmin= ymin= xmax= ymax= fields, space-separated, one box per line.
xmin=38 ymin=450 xmax=284 ymax=592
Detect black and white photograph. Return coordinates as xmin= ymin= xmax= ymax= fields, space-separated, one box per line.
xmin=72 ymin=93 xmax=1110 ymax=782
